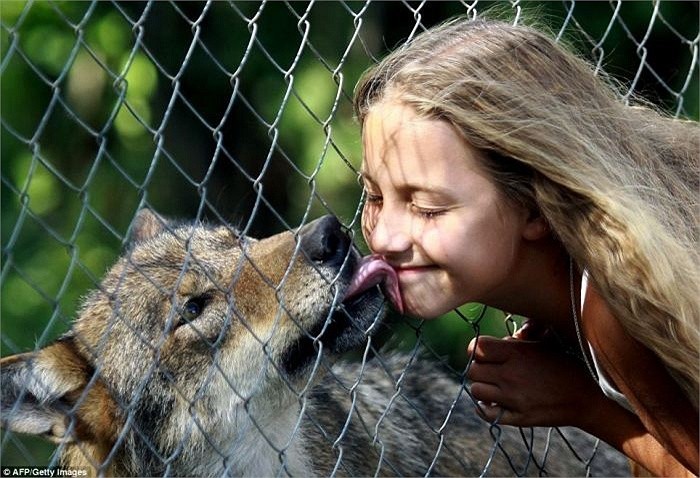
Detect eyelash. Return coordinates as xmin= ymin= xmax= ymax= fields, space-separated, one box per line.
xmin=363 ymin=191 xmax=445 ymax=220
xmin=365 ymin=192 xmax=382 ymax=204
xmin=413 ymin=207 xmax=445 ymax=219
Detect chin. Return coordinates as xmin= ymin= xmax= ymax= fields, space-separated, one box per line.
xmin=401 ymin=298 xmax=448 ymax=320
xmin=407 ymin=290 xmax=479 ymax=319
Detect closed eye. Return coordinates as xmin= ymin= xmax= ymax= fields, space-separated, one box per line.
xmin=412 ymin=205 xmax=446 ymax=219
xmin=365 ymin=193 xmax=383 ymax=204
xmin=362 ymin=185 xmax=383 ymax=204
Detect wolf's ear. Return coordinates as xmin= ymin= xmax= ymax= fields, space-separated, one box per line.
xmin=130 ymin=208 xmax=168 ymax=243
xmin=1 ymin=338 xmax=90 ymax=443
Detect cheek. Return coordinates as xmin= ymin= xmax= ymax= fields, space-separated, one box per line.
xmin=418 ymin=215 xmax=519 ymax=278
xmin=450 ymin=220 xmax=523 ymax=290
xmin=415 ymin=219 xmax=468 ymax=263
xmin=414 ymin=226 xmax=445 ymax=259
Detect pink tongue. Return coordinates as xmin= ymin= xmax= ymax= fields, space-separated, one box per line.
xmin=344 ymin=255 xmax=403 ymax=314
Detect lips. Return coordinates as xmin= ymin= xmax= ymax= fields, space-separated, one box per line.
xmin=344 ymin=254 xmax=404 ymax=314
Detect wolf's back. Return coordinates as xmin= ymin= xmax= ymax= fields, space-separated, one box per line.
xmin=302 ymin=354 xmax=629 ymax=477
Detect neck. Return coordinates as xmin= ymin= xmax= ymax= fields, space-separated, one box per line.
xmin=487 ymin=239 xmax=581 ymax=344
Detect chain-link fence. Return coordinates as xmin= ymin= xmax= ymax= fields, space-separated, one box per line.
xmin=1 ymin=0 xmax=698 ymax=476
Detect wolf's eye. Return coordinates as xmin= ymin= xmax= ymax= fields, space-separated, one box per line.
xmin=181 ymin=297 xmax=207 ymax=323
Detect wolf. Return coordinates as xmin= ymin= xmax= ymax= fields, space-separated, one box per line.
xmin=1 ymin=211 xmax=628 ymax=476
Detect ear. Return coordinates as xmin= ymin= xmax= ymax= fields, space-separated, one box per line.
xmin=130 ymin=208 xmax=168 ymax=243
xmin=1 ymin=338 xmax=90 ymax=443
xmin=522 ymin=213 xmax=549 ymax=241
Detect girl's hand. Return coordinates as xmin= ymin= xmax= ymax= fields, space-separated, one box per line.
xmin=511 ymin=319 xmax=551 ymax=341
xmin=466 ymin=335 xmax=606 ymax=429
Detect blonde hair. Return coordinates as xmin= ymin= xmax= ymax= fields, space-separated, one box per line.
xmin=354 ymin=18 xmax=699 ymax=409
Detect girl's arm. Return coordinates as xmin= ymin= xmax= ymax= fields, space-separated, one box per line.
xmin=581 ymin=395 xmax=694 ymax=477
xmin=582 ymin=285 xmax=699 ymax=475
xmin=467 ymin=333 xmax=698 ymax=476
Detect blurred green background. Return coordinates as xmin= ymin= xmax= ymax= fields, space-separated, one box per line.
xmin=1 ymin=0 xmax=698 ymax=467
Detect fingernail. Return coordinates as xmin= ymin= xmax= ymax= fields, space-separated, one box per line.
xmin=477 ymin=400 xmax=498 ymax=407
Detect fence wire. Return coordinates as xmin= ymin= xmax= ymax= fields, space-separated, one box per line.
xmin=1 ymin=0 xmax=698 ymax=476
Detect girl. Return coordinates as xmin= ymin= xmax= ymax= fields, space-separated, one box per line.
xmin=353 ymin=18 xmax=698 ymax=477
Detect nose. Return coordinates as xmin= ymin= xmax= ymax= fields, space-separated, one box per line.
xmin=298 ymin=215 xmax=351 ymax=267
xmin=364 ymin=208 xmax=411 ymax=256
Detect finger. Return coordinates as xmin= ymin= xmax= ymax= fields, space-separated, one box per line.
xmin=469 ymin=381 xmax=502 ymax=405
xmin=466 ymin=336 xmax=511 ymax=363
xmin=473 ymin=401 xmax=506 ymax=424
xmin=512 ymin=319 xmax=543 ymax=340
xmin=469 ymin=383 xmax=522 ymax=426
xmin=476 ymin=404 xmax=522 ymax=427
xmin=466 ymin=362 xmax=504 ymax=385
xmin=466 ymin=336 xmax=477 ymax=355
xmin=512 ymin=320 xmax=559 ymax=346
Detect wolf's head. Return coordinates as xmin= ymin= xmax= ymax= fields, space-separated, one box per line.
xmin=1 ymin=210 xmax=400 ymax=475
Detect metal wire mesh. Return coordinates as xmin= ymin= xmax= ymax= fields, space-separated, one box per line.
xmin=1 ymin=0 xmax=697 ymax=476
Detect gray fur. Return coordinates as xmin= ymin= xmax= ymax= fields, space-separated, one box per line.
xmin=302 ymin=355 xmax=630 ymax=476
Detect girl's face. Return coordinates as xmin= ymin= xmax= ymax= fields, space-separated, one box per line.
xmin=361 ymin=102 xmax=540 ymax=318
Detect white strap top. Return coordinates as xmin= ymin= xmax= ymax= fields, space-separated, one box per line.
xmin=581 ymin=270 xmax=634 ymax=412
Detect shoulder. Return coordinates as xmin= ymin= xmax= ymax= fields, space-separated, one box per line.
xmin=582 ymin=283 xmax=659 ymax=389
xmin=582 ymin=282 xmax=695 ymax=423
xmin=583 ymin=280 xmax=699 ymax=473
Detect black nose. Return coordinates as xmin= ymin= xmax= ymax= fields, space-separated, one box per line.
xmin=298 ymin=215 xmax=351 ymax=266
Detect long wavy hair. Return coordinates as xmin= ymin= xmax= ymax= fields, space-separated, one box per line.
xmin=353 ymin=17 xmax=699 ymax=410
